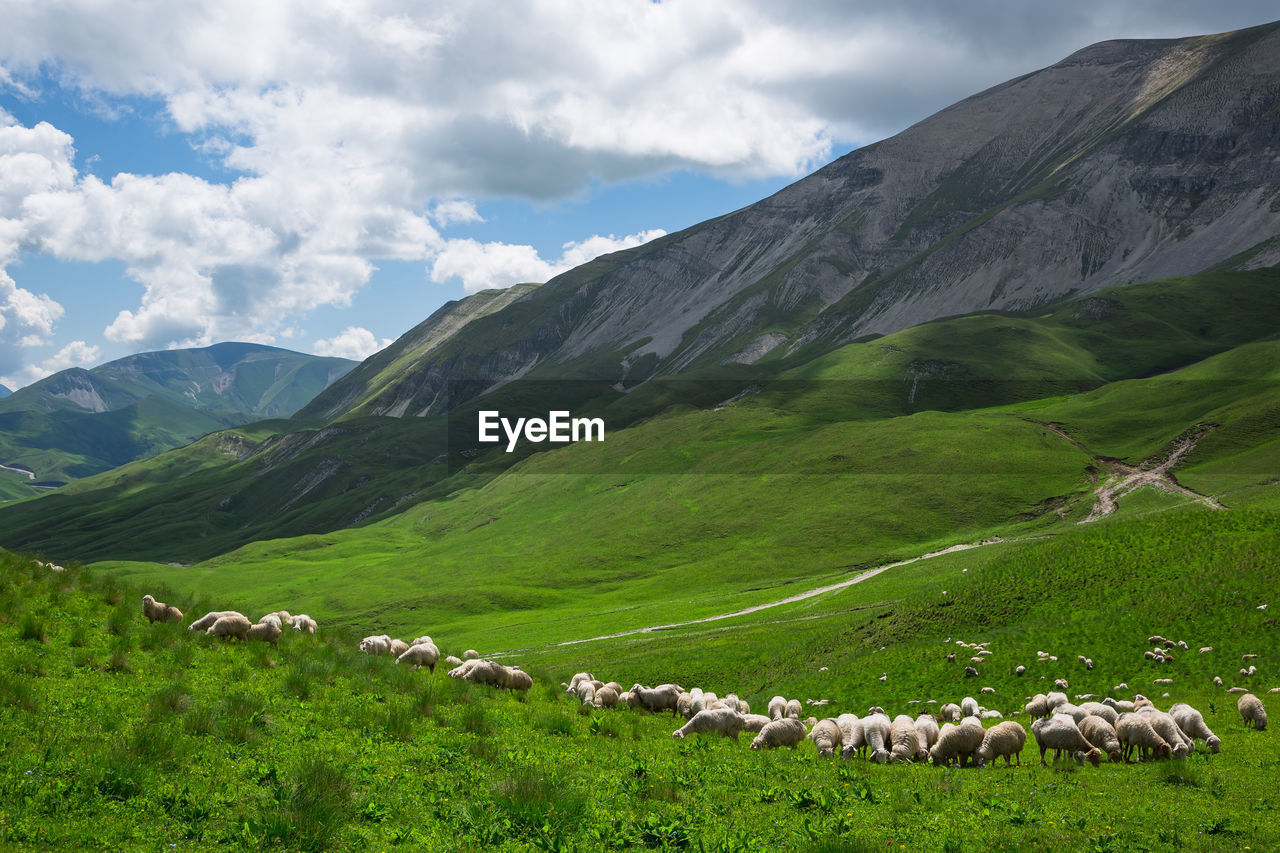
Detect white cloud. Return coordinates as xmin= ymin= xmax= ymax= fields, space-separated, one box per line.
xmin=312 ymin=325 xmax=392 ymax=361
xmin=430 ymin=229 xmax=666 ymax=294
xmin=0 ymin=339 xmax=100 ymax=388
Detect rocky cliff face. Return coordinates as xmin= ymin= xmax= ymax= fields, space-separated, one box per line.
xmin=310 ymin=21 xmax=1280 ymax=419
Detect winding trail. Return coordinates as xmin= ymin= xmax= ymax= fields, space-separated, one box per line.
xmin=498 ymin=536 xmax=1029 ymax=653
xmin=0 ymin=463 xmax=35 ymax=480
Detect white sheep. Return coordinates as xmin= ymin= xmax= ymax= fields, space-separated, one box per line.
xmin=576 ymin=680 xmax=596 ymax=707
xmin=206 ymin=614 xmax=252 ymax=640
xmin=809 ymin=718 xmax=844 ymax=756
xmin=502 ymin=668 xmax=533 ymax=693
xmin=257 ymin=614 xmax=282 ymax=630
xmin=396 ymin=642 xmax=440 ymax=671
xmin=565 ymin=672 xmax=594 ymax=694
xmin=741 ymin=714 xmax=772 ymax=733
xmin=1114 ymin=713 xmax=1172 ymax=762
xmin=1047 ymin=690 xmax=1068 ymax=708
xmin=960 ymin=696 xmax=979 ymax=717
xmin=1052 ymin=703 xmax=1089 ymax=724
xmin=1238 ymin=693 xmax=1267 ymax=730
xmin=1078 ymin=715 xmax=1122 ymax=762
xmin=629 ymin=684 xmax=681 ymax=716
xmin=141 ymin=594 xmax=183 ymax=625
xmin=1078 ymin=702 xmax=1119 ymax=726
xmin=939 ymin=702 xmax=963 ymax=722
xmin=1015 ymin=665 xmax=1026 ymax=676
xmin=463 ymin=649 xmax=480 ymax=660
xmin=1168 ymin=703 xmax=1220 ymax=753
xmin=750 ymin=718 xmax=807 ymax=749
xmin=1137 ymin=708 xmax=1193 ymax=758
xmin=838 ymin=714 xmax=865 ymax=758
xmin=674 ymin=708 xmax=744 ymax=740
xmin=1031 ymin=715 xmax=1101 ymax=766
xmin=388 ymin=639 xmax=409 ymax=658
xmin=767 ymin=695 xmax=786 ymax=721
xmin=265 ymin=610 xmax=294 ymax=627
xmin=676 ymin=692 xmax=695 ymax=719
xmin=929 ymin=718 xmax=983 ymax=767
xmin=246 ymin=619 xmax=282 ymax=645
xmin=360 ymin=635 xmax=392 ymax=655
xmin=188 ymin=610 xmax=245 ymax=632
xmin=857 ymin=713 xmax=890 ymax=764
xmin=913 ymin=714 xmax=940 ymax=759
xmin=444 ymin=654 xmax=463 ymax=667
xmin=1024 ymin=695 xmax=1049 ymax=719
xmin=889 ymin=714 xmax=921 ymax=762
xmin=979 ymin=710 xmax=1004 ymax=721
xmin=975 ymin=721 xmax=1026 ymax=767
xmin=784 ymin=698 xmax=803 ymax=720
xmin=292 ymin=614 xmax=317 ymax=634
xmin=593 ymin=686 xmax=619 ymax=708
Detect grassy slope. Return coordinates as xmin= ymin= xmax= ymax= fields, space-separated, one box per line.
xmin=2 ymin=504 xmax=1277 ymax=851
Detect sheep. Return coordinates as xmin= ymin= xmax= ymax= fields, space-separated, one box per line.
xmin=1103 ymin=698 xmax=1136 ymax=713
xmin=1133 ymin=695 xmax=1154 ymax=711
xmin=1079 ymin=702 xmax=1119 ymax=726
xmin=750 ymin=718 xmax=808 ymax=750
xmin=576 ymin=680 xmax=596 ymax=707
xmin=1031 ymin=716 xmax=1101 ymax=766
xmin=206 ymin=614 xmax=252 ymax=641
xmin=961 ymin=696 xmax=980 ymax=717
xmin=676 ymin=692 xmax=695 ymax=719
xmin=1045 ymin=691 xmax=1068 ymax=711
xmin=674 ymin=708 xmax=744 ymax=740
xmin=265 ymin=610 xmax=294 ymax=627
xmin=388 ymin=639 xmax=409 ymax=658
xmin=785 ymin=699 xmax=803 ymax=720
xmin=889 ymin=715 xmax=921 ymax=762
xmin=914 ymin=714 xmax=940 ymax=759
xmin=979 ymin=710 xmax=1004 ymax=721
xmin=964 ymin=666 xmax=979 ymax=677
xmin=566 ymin=672 xmax=594 ymax=694
xmin=1115 ymin=713 xmax=1173 ymax=761
xmin=947 ymin=653 xmax=956 ymax=662
xmin=1154 ymin=678 xmax=1174 ymax=685
xmin=1024 ymin=695 xmax=1050 ymax=719
xmin=930 ymin=717 xmax=984 ymax=767
xmin=502 ymin=668 xmax=533 ymax=693
xmin=1168 ymin=703 xmax=1220 ymax=753
xmin=1015 ymin=665 xmax=1026 ymax=676
xmin=1053 ymin=679 xmax=1069 ymax=691
xmin=447 ymin=658 xmax=483 ymax=679
xmin=360 ymin=635 xmax=392 ymax=655
xmin=592 ymin=685 xmax=619 ymax=708
xmin=838 ymin=714 xmax=865 ymax=758
xmin=257 ymin=614 xmax=282 ymax=630
xmin=141 ymin=594 xmax=183 ymax=625
xmin=1238 ymin=693 xmax=1267 ymax=730
xmin=741 ymin=714 xmax=772 ymax=733
xmin=861 ymin=713 xmax=892 ymax=764
xmin=617 ymin=691 xmax=634 ymax=709
xmin=463 ymin=649 xmax=480 ymax=660
xmin=975 ymin=721 xmax=1027 ymax=767
xmin=767 ymin=695 xmax=787 ymax=720
xmin=1243 ymin=653 xmax=1259 ymax=661
xmin=1052 ymin=703 xmax=1089 ymax=724
xmin=980 ymin=686 xmax=996 ymax=694
xmin=1078 ymin=715 xmax=1123 ymax=762
xmin=1228 ymin=686 xmax=1248 ymax=694
xmin=396 ymin=642 xmax=440 ymax=671
xmin=701 ymin=692 xmax=720 ymax=711
xmin=629 ymin=684 xmax=681 ymax=716
xmin=292 ymin=614 xmax=317 ymax=634
xmin=444 ymin=655 xmax=463 ymax=667
xmin=940 ymin=702 xmax=963 ymax=722
xmin=809 ymin=718 xmax=844 ymax=756
xmin=246 ymin=619 xmax=282 ymax=645
xmin=1199 ymin=646 xmax=1213 ymax=654
xmin=188 ymin=610 xmax=245 ymax=632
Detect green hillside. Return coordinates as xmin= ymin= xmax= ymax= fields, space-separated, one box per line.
xmin=0 ymin=344 xmax=355 ymax=497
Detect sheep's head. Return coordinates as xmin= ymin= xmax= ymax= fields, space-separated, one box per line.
xmin=1206 ymin=735 xmax=1221 ymax=753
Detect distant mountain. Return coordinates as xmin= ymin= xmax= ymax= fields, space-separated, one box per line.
xmin=0 ymin=343 xmax=355 ymax=495
xmin=0 ymin=384 xmax=10 ymax=399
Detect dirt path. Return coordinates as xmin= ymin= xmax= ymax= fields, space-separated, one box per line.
xmin=499 ymin=536 xmax=1027 ymax=653
xmin=1078 ymin=426 xmax=1222 ymax=523
xmin=0 ymin=463 xmax=34 ymax=480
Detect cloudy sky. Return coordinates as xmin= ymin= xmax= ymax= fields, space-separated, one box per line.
xmin=0 ymin=1 xmax=1275 ymax=387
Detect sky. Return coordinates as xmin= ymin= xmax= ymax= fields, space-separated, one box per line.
xmin=0 ymin=2 xmax=1276 ymax=388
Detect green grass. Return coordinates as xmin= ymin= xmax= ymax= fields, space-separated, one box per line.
xmin=1 ymin=507 xmax=1278 ymax=850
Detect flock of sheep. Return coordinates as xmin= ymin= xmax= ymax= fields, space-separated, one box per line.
xmin=141 ymin=594 xmax=318 ymax=642
xmin=144 ymin=591 xmax=1271 ymax=767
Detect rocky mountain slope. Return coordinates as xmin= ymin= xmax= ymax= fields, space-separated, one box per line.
xmin=303 ymin=20 xmax=1280 ymax=421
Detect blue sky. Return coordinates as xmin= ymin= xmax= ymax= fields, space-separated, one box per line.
xmin=0 ymin=1 xmax=1275 ymax=387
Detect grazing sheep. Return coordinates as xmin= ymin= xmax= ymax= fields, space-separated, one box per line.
xmin=1133 ymin=695 xmax=1154 ymax=711
xmin=463 ymin=649 xmax=480 ymax=660
xmin=1079 ymin=702 xmax=1119 ymax=726
xmin=861 ymin=713 xmax=893 ymax=764
xmin=785 ymin=699 xmax=803 ymax=720
xmin=1052 ymin=703 xmax=1089 ymax=724
xmin=1238 ymin=693 xmax=1267 ymax=730
xmin=292 ymin=615 xmax=317 ymax=634
xmin=1228 ymin=686 xmax=1248 ymax=694
xmin=396 ymin=642 xmax=440 ymax=671
xmin=914 ymin=714 xmax=940 ymax=759
xmin=246 ymin=619 xmax=282 ymax=645
xmin=617 ymin=691 xmax=634 ymax=709
xmin=975 ymin=721 xmax=1027 ymax=767
xmin=979 ymin=710 xmax=1004 ymax=721
xmin=964 ymin=666 xmax=979 ymax=677
xmin=1032 ymin=716 xmax=1101 ymax=766
xmin=961 ymin=696 xmax=980 ymax=717
xmin=1168 ymin=703 xmax=1220 ymax=753
xmin=1115 ymin=713 xmax=1172 ymax=762
xmin=947 ymin=653 xmax=956 ymax=662
xmin=750 ymin=718 xmax=808 ymax=750
xmin=741 ymin=714 xmax=772 ymax=733
xmin=388 ymin=639 xmax=409 ymax=658
xmin=940 ymin=702 xmax=963 ymax=722
xmin=1199 ymin=646 xmax=1213 ymax=654
xmin=838 ymin=714 xmax=865 ymax=758
xmin=629 ymin=684 xmax=682 ymax=716
xmin=360 ymin=635 xmax=393 ymax=655
xmin=593 ymin=686 xmax=619 ymax=708
xmin=141 ymin=595 xmax=183 ymax=625
xmin=1102 ymin=697 xmax=1135 ymax=713
xmin=1078 ymin=715 xmax=1123 ymax=762
xmin=576 ymin=680 xmax=596 ymax=707
xmin=502 ymin=668 xmax=533 ymax=693
xmin=1243 ymin=653 xmax=1259 ymax=661
xmin=257 ymin=614 xmax=282 ymax=630
xmin=1024 ymin=695 xmax=1050 ymax=719
xmin=809 ymin=718 xmax=844 ymax=756
xmin=930 ymin=717 xmax=984 ymax=767
xmin=265 ymin=610 xmax=294 ymax=627
xmin=206 ymin=614 xmax=252 ymax=641
xmin=188 ymin=610 xmax=245 ymax=632
xmin=566 ymin=672 xmax=594 ymax=694
xmin=980 ymin=686 xmax=996 ymax=694
xmin=767 ymin=695 xmax=786 ymax=720
xmin=674 ymin=708 xmax=744 ymax=740
xmin=1045 ymin=691 xmax=1068 ymax=711
xmin=889 ymin=715 xmax=922 ymax=762
xmin=1015 ymin=665 xmax=1026 ymax=676
xmin=676 ymin=692 xmax=695 ymax=719
xmin=1053 ymin=679 xmax=1069 ymax=691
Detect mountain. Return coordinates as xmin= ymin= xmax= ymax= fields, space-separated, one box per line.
xmin=0 ymin=384 xmax=11 ymax=398
xmin=302 ymin=20 xmax=1280 ymax=422
xmin=3 ymin=22 xmax=1280 ymax=557
xmin=0 ymin=342 xmax=355 ymax=495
